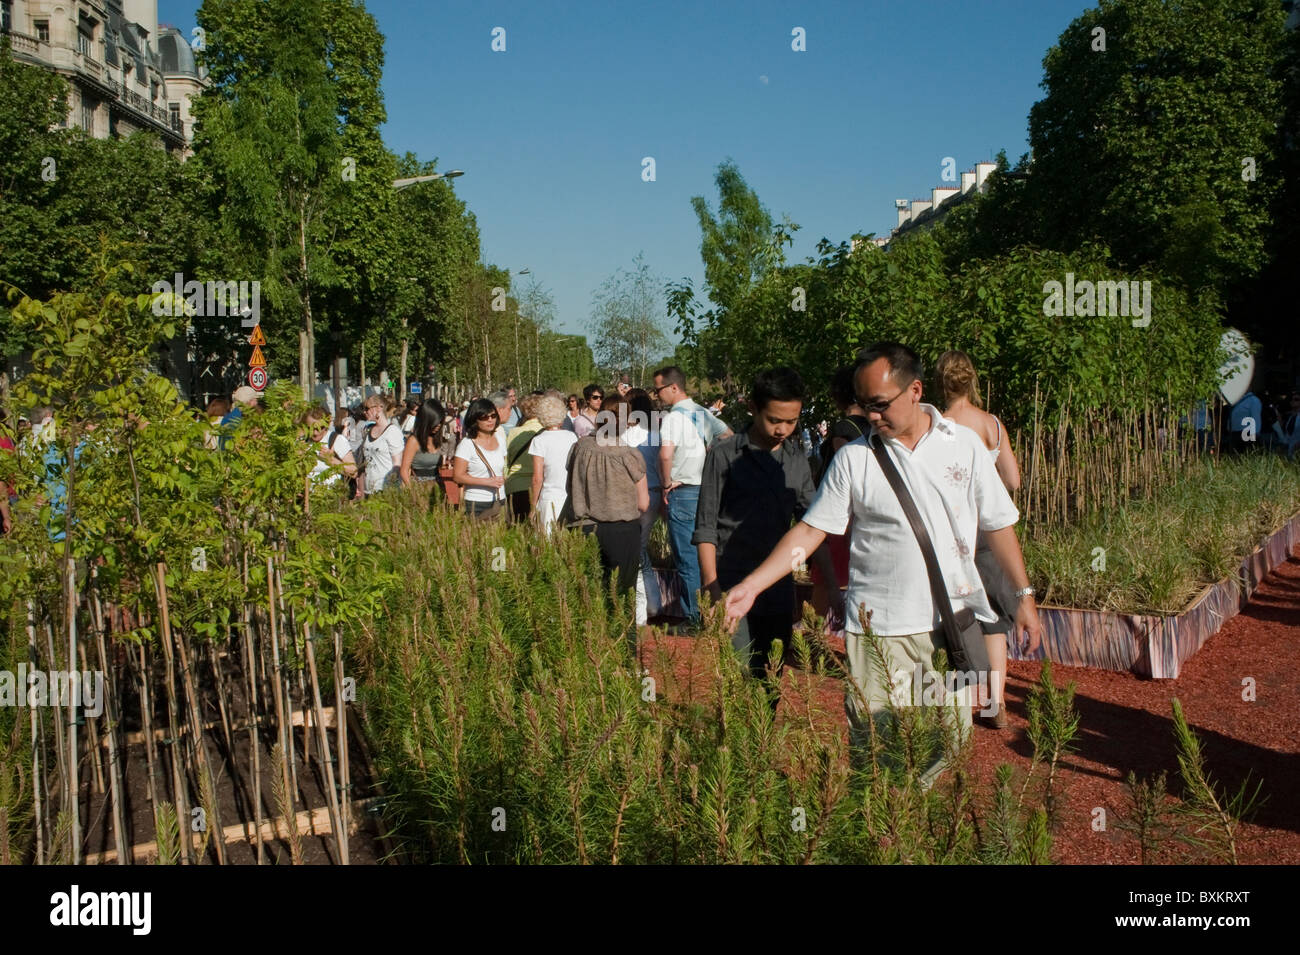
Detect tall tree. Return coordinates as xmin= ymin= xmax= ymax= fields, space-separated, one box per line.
xmin=1022 ymin=0 xmax=1286 ymax=294
xmin=377 ymin=153 xmax=480 ymax=395
xmin=589 ymin=254 xmax=670 ymax=385
xmin=191 ymin=0 xmax=391 ymax=394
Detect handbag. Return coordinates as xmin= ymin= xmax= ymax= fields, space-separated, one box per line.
xmin=868 ymin=435 xmax=991 ymax=681
xmin=469 ymin=440 xmax=505 ymax=521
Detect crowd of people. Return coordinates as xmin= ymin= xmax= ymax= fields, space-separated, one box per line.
xmin=14 ymin=340 xmax=1283 ymax=771
xmin=270 ymin=347 xmax=1044 ymax=758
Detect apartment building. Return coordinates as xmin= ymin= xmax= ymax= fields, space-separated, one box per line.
xmin=2 ymin=0 xmax=204 ymax=155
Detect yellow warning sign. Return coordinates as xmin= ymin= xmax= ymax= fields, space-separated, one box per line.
xmin=249 ymin=345 xmax=267 ymax=368
xmin=248 ymin=325 xmax=267 ymax=346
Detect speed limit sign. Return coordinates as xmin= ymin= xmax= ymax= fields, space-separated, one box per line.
xmin=248 ymin=367 xmax=268 ymax=391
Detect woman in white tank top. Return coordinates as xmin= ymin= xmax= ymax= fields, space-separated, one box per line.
xmin=935 ymin=351 xmax=1023 ymax=729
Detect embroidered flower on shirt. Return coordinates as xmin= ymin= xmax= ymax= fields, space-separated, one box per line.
xmin=944 ymin=463 xmax=971 ymax=487
xmin=954 ymin=583 xmax=974 ymax=597
xmin=953 ymin=537 xmax=971 ymax=560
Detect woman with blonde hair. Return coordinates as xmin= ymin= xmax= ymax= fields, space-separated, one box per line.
xmin=528 ymin=395 xmax=578 ymax=532
xmin=935 ymin=350 xmax=1023 ymax=729
xmin=361 ymin=393 xmax=405 ymax=495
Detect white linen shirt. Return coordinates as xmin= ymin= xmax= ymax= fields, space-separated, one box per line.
xmin=659 ymin=398 xmax=729 ymax=486
xmin=802 ymin=404 xmax=1019 ymax=637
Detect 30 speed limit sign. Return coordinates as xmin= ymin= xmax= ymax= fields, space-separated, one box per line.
xmin=248 ymin=367 xmax=268 ymax=391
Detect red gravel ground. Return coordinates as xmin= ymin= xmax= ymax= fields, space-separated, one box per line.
xmin=642 ymin=546 xmax=1300 ymax=864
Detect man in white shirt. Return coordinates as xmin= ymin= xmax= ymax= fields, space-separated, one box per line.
xmin=655 ymin=365 xmax=733 ymax=624
xmin=724 ymin=343 xmax=1041 ymax=762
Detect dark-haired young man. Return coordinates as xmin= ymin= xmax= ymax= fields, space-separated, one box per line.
xmin=694 ymin=368 xmax=841 ymax=676
xmin=724 ymin=344 xmax=1041 ymax=775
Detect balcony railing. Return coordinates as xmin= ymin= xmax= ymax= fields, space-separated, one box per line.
xmin=4 ymin=30 xmax=43 ymax=57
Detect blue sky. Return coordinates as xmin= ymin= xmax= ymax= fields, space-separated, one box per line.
xmin=158 ymin=0 xmax=1095 ymax=342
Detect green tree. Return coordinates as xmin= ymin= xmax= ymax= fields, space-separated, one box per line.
xmin=1021 ymin=0 xmax=1286 ymax=294
xmin=370 ymin=153 xmax=480 ymax=396
xmin=589 ymin=254 xmax=670 ymax=385
xmin=0 ymin=41 xmax=202 ymax=380
xmin=191 ymin=0 xmax=392 ymax=395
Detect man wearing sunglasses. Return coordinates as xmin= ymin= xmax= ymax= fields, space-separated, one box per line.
xmin=724 ymin=342 xmax=1041 ymax=773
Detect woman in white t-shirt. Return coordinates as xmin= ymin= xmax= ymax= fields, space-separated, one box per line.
xmin=452 ymin=397 xmax=507 ymax=520
xmin=528 ymin=395 xmax=579 ymax=532
xmin=361 ymin=394 xmax=405 ymax=495
xmin=304 ymin=405 xmax=357 ymax=490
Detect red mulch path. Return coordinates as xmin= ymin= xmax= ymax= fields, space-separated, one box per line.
xmin=641 ymin=547 xmax=1300 ymax=864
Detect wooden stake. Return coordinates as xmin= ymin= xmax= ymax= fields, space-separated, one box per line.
xmin=91 ymin=591 xmax=130 ymax=865
xmin=153 ymin=563 xmax=191 ymax=864
xmin=304 ymin=624 xmax=347 ymax=864
xmin=26 ymin=602 xmax=45 ymax=866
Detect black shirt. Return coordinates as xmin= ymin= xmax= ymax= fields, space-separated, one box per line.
xmin=692 ymin=427 xmax=816 ymax=613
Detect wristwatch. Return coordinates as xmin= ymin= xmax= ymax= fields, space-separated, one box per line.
xmin=1013 ymin=586 xmax=1035 ymax=600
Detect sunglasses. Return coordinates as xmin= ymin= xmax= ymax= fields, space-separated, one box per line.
xmin=861 ymin=386 xmax=909 ymax=416
xmin=589 ymin=394 xmax=604 ymax=401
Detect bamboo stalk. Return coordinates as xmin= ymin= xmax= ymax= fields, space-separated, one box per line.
xmin=243 ymin=600 xmax=265 ymax=865
xmin=153 ymin=563 xmax=191 ymax=865
xmin=91 ymin=591 xmax=129 ymax=865
xmin=333 ymin=627 xmax=350 ymax=839
xmin=266 ymin=556 xmax=297 ymax=849
xmin=273 ymin=555 xmax=301 ymax=801
xmin=303 ymin=624 xmax=347 ymax=865
xmin=26 ymin=602 xmax=45 ymax=866
xmin=136 ymin=642 xmax=160 ymax=813
xmin=168 ymin=583 xmax=228 ymax=865
xmin=207 ymin=643 xmax=236 ymax=760
xmin=79 ymin=643 xmax=105 ymax=796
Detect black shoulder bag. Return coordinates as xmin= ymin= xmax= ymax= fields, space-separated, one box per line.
xmin=869 ymin=434 xmax=991 ymax=679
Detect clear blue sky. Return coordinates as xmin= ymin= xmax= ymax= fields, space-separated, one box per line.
xmin=158 ymin=0 xmax=1094 ymax=342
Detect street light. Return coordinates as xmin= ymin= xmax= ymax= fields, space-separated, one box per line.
xmin=392 ymin=169 xmax=465 ymax=190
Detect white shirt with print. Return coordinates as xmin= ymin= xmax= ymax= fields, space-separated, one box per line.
xmin=802 ymin=404 xmax=1019 ymax=637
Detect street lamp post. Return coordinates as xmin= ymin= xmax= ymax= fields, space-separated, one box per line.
xmin=391 ymin=170 xmax=464 ymax=190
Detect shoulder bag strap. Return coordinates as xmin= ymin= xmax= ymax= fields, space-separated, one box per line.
xmin=507 ymin=433 xmax=533 ymax=470
xmin=868 ymin=434 xmax=962 ymax=645
xmin=470 ymin=439 xmax=496 ymax=476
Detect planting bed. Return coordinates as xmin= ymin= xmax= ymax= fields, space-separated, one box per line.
xmin=640 ymin=543 xmax=1300 ymax=865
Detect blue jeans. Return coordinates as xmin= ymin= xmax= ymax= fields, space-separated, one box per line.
xmin=665 ymin=483 xmax=701 ymax=622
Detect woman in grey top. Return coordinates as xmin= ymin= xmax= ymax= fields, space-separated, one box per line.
xmin=564 ymin=393 xmax=649 ymax=595
xmin=400 ymin=399 xmax=448 ymax=500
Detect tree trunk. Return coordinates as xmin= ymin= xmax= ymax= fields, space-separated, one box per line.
xmin=299 ymin=207 xmax=314 ymax=400
xmin=400 ymin=315 xmax=409 ymax=398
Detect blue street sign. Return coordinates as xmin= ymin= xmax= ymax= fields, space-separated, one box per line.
xmin=410 ymin=381 xmax=423 ymax=395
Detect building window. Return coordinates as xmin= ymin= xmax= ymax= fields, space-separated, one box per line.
xmin=1 ymin=3 xmax=11 ymax=35
xmin=35 ymin=20 xmax=49 ymax=43
xmin=169 ymin=102 xmax=181 ymax=131
xmin=78 ymin=15 xmax=95 ymax=57
xmin=81 ymin=97 xmax=94 ymax=133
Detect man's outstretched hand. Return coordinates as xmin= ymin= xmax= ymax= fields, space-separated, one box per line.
xmin=723 ymin=581 xmax=758 ymax=633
